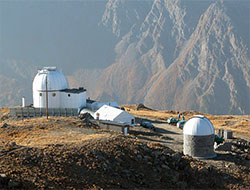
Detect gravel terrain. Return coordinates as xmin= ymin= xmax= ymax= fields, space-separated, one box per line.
xmin=0 ymin=108 xmax=249 ymax=189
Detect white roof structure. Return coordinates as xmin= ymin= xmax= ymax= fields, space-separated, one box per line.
xmin=33 ymin=67 xmax=68 ymax=91
xmin=183 ymin=115 xmax=215 ymax=136
xmin=94 ymin=105 xmax=135 ymax=126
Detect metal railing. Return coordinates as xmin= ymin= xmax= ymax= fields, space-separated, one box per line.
xmin=10 ymin=107 xmax=78 ymax=120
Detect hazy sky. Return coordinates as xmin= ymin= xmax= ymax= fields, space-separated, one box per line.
xmin=0 ymin=0 xmax=249 ymax=74
xmin=0 ymin=0 xmax=117 ymax=73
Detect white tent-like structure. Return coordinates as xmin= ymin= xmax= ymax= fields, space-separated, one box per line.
xmin=33 ymin=67 xmax=86 ymax=109
xmin=94 ymin=105 xmax=135 ymax=126
xmin=183 ymin=115 xmax=216 ymax=159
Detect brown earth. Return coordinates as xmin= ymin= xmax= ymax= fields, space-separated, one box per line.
xmin=0 ymin=107 xmax=249 ymax=189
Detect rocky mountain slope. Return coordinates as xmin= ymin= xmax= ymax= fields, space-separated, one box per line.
xmin=0 ymin=59 xmax=37 ymax=107
xmin=0 ymin=0 xmax=249 ymax=115
xmin=95 ymin=0 xmax=250 ymax=114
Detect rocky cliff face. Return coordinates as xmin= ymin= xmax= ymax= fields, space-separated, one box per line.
xmin=96 ymin=0 xmax=186 ymax=103
xmin=95 ymin=0 xmax=250 ymax=114
xmin=143 ymin=1 xmax=250 ymax=114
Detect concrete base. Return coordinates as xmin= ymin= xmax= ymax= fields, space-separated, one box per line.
xmin=184 ymin=134 xmax=216 ymax=159
xmin=191 ymin=152 xmax=217 ymax=160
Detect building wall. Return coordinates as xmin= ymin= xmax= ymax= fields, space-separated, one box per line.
xmin=116 ymin=112 xmax=135 ymax=126
xmin=33 ymin=90 xmax=86 ymax=109
xmin=86 ymin=102 xmax=95 ymax=111
xmin=61 ymin=91 xmax=86 ymax=109
xmin=33 ymin=90 xmax=41 ymax=108
xmin=33 ymin=90 xmax=61 ymax=108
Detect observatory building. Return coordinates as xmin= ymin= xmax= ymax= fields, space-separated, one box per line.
xmin=32 ymin=67 xmax=86 ymax=109
xmin=183 ymin=115 xmax=216 ymax=159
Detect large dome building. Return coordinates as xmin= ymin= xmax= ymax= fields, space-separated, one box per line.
xmin=33 ymin=67 xmax=68 ymax=92
xmin=33 ymin=67 xmax=86 ymax=109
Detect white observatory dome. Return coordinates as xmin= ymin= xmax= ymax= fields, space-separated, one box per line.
xmin=33 ymin=67 xmax=68 ymax=91
xmin=183 ymin=115 xmax=214 ymax=136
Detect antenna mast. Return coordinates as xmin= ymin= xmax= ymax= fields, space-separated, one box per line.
xmin=45 ymin=76 xmax=49 ymax=119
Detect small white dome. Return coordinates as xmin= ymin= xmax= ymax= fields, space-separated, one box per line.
xmin=33 ymin=67 xmax=68 ymax=91
xmin=183 ymin=115 xmax=214 ymax=136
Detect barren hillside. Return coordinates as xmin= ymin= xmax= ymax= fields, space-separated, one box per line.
xmin=96 ymin=0 xmax=250 ymax=114
xmin=0 ymin=107 xmax=249 ymax=189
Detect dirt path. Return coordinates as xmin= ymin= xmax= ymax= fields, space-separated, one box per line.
xmin=154 ymin=122 xmax=183 ymax=152
xmin=130 ymin=117 xmax=184 ymax=152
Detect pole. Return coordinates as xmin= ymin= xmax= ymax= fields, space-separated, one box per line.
xmin=46 ymin=76 xmax=49 ymax=119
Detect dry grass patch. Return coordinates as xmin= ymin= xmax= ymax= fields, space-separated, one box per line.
xmin=123 ymin=105 xmax=250 ymax=137
xmin=0 ymin=116 xmax=110 ymax=147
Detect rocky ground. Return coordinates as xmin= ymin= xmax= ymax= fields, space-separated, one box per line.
xmin=0 ymin=107 xmax=249 ymax=189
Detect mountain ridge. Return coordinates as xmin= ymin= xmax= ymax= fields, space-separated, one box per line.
xmin=95 ymin=0 xmax=250 ymax=114
xmin=0 ymin=0 xmax=249 ymax=115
